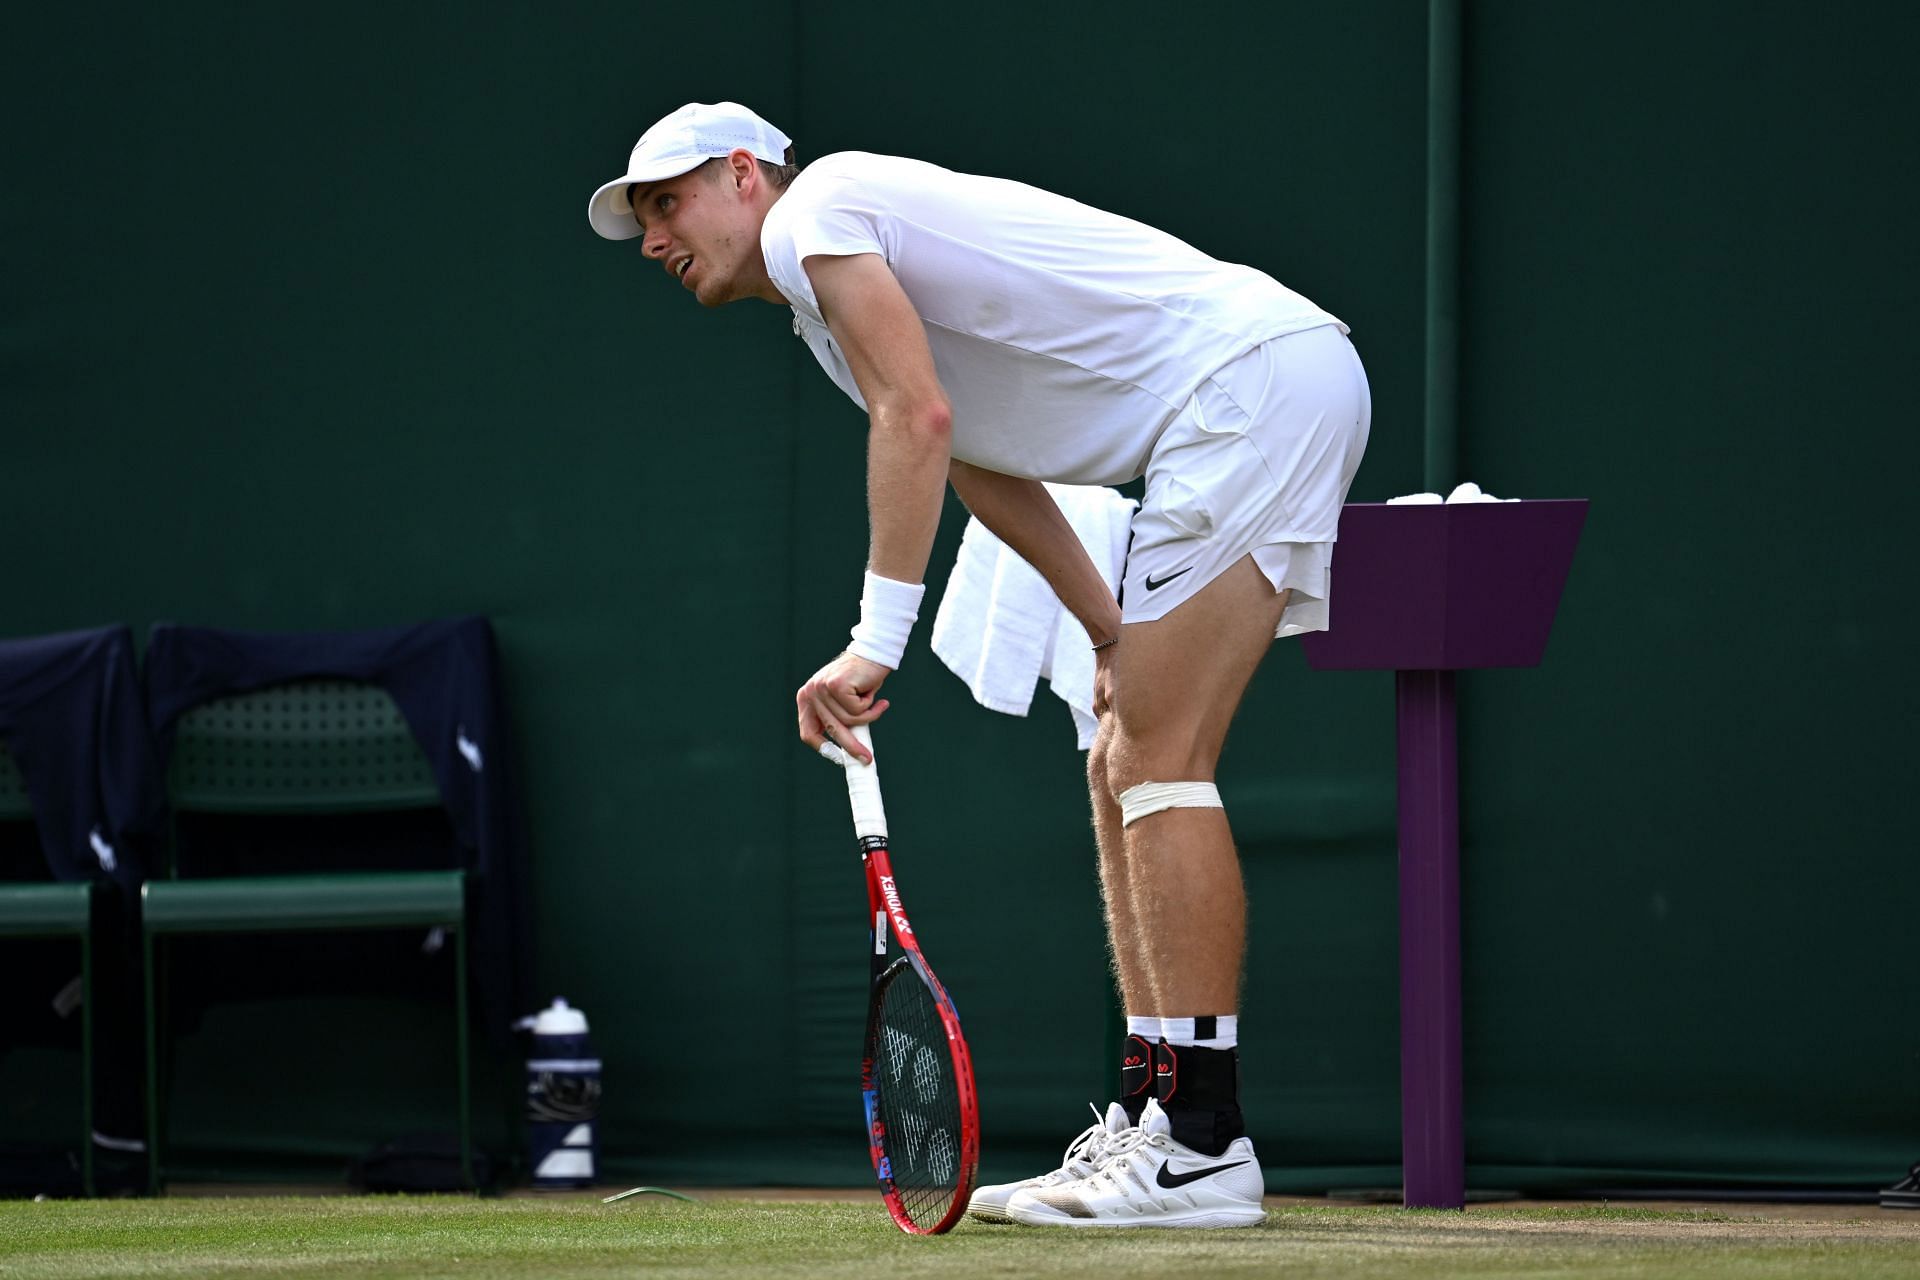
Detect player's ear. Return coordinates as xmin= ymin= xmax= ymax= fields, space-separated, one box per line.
xmin=725 ymin=148 xmax=758 ymax=193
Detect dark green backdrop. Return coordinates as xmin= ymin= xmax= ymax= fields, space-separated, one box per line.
xmin=3 ymin=1 xmax=1913 ymax=1192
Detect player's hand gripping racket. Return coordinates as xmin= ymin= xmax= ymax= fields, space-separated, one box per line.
xmin=838 ymin=724 xmax=980 ymax=1234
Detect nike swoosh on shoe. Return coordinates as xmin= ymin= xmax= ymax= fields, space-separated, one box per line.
xmin=1155 ymin=1158 xmax=1251 ymax=1190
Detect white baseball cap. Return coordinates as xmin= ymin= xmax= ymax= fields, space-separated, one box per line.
xmin=587 ymin=101 xmax=794 ymax=241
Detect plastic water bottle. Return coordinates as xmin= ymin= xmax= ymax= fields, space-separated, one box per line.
xmin=524 ymin=998 xmax=601 ymax=1187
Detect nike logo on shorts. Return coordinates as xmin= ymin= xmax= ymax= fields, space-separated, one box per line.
xmin=1155 ymin=1158 xmax=1251 ymax=1189
xmin=1144 ymin=567 xmax=1193 ymax=591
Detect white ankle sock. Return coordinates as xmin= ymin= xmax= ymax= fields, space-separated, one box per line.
xmin=1158 ymin=1014 xmax=1237 ymax=1050
xmin=1125 ymin=1015 xmax=1158 ymax=1038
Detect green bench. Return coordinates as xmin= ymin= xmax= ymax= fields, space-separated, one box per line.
xmin=141 ymin=681 xmax=472 ymax=1193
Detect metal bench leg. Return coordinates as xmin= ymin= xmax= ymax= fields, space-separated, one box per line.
xmin=456 ymin=926 xmax=472 ymax=1191
xmin=143 ymin=929 xmax=161 ymax=1196
xmin=81 ymin=929 xmax=94 ymax=1197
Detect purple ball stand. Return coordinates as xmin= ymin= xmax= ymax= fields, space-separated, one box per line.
xmin=1302 ymin=499 xmax=1588 ymax=1209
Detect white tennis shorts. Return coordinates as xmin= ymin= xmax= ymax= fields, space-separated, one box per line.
xmin=1118 ymin=324 xmax=1371 ymax=637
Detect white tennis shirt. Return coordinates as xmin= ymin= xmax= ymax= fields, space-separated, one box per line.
xmin=760 ymin=151 xmax=1344 ymax=486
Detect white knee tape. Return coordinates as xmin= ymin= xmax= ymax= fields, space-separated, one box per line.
xmin=1118 ymin=781 xmax=1223 ymax=827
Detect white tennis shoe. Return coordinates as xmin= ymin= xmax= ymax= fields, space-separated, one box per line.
xmin=965 ymin=1101 xmax=1132 ymax=1223
xmin=1004 ymin=1097 xmax=1265 ymax=1228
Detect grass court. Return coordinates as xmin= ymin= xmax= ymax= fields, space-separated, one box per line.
xmin=4 ymin=1193 xmax=1916 ymax=1279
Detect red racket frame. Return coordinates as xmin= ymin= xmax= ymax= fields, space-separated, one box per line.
xmin=844 ymin=727 xmax=979 ymax=1236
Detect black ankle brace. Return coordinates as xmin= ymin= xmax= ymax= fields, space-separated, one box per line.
xmin=1119 ymin=1033 xmax=1154 ymax=1122
xmin=1152 ymin=1040 xmax=1245 ymax=1156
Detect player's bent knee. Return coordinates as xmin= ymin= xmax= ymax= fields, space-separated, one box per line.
xmin=1118 ymin=781 xmax=1223 ymax=828
xmin=1087 ymin=727 xmax=1112 ymax=787
xmin=1101 ymin=724 xmax=1217 ymax=802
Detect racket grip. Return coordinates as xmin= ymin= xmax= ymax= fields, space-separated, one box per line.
xmin=844 ymin=724 xmax=888 ymax=840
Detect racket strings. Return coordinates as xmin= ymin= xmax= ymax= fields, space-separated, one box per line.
xmin=873 ymin=967 xmax=962 ymax=1229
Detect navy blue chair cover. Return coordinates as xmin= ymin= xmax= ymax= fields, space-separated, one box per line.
xmin=143 ymin=616 xmax=530 ymax=1042
xmin=0 ymin=624 xmax=162 ymax=888
xmin=0 ymin=623 xmax=160 ymax=1192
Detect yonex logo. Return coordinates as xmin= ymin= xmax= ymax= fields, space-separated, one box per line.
xmin=878 ymin=876 xmax=913 ymax=934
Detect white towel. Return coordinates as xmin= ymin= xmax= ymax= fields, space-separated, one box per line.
xmin=931 ymin=483 xmax=1137 ymax=749
xmin=1386 ymin=481 xmax=1521 ymax=505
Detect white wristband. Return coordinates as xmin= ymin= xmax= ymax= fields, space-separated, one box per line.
xmin=846 ymin=571 xmax=924 ymax=670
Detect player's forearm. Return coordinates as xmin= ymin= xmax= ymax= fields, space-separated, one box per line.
xmin=949 ymin=460 xmax=1123 ymax=646
xmin=865 ymin=399 xmax=953 ymax=585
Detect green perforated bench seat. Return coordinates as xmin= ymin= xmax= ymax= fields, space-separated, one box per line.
xmin=0 ymin=881 xmax=93 ymax=936
xmin=146 ymin=678 xmax=474 ymax=1193
xmin=147 ymin=679 xmax=474 ymax=1189
xmin=140 ymin=870 xmax=464 ymax=934
xmin=169 ymin=680 xmax=440 ymax=814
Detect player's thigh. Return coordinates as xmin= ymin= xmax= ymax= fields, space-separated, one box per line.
xmin=1099 ymin=556 xmax=1288 ymax=786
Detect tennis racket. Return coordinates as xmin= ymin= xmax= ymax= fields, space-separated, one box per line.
xmin=839 ymin=723 xmax=980 ymax=1234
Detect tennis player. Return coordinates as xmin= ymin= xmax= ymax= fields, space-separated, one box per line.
xmin=589 ymin=102 xmax=1370 ymax=1229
